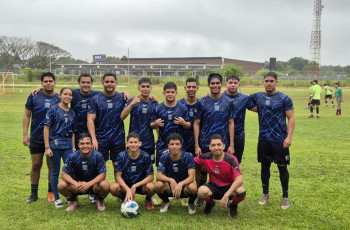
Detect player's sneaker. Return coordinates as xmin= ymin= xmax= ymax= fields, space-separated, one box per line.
xmin=152 ymin=197 xmax=161 ymax=206
xmin=204 ymin=200 xmax=215 ymax=215
xmin=305 ymin=106 xmax=310 ymax=109
xmin=308 ymin=115 xmax=314 ymax=118
xmin=229 ymin=204 xmax=238 ymax=218
xmin=332 ymin=104 xmax=335 ymax=108
xmin=145 ymin=199 xmax=154 ymax=210
xmin=47 ymin=192 xmax=54 ymax=202
xmin=259 ymin=193 xmax=271 ymax=205
xmin=26 ymin=194 xmax=38 ymax=204
xmin=188 ymin=203 xmax=196 ymax=214
xmin=66 ymin=200 xmax=81 ymax=212
xmin=88 ymin=194 xmax=96 ymax=204
xmin=160 ymin=201 xmax=171 ymax=213
xmin=281 ymin=197 xmax=289 ymax=209
xmin=195 ymin=198 xmax=204 ymax=207
xmin=96 ymin=199 xmax=105 ymax=211
xmin=316 ymin=115 xmax=320 ymax=118
xmin=326 ymin=104 xmax=328 ymax=107
xmin=55 ymin=199 xmax=64 ymax=208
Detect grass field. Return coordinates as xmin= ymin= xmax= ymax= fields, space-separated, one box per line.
xmin=0 ymin=84 xmax=349 ymax=230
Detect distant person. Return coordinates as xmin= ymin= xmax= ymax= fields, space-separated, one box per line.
xmin=309 ymin=80 xmax=322 ymax=118
xmin=306 ymin=82 xmax=314 ymax=109
xmin=323 ymin=83 xmax=334 ymax=107
xmin=58 ymin=133 xmax=110 ymax=212
xmin=333 ymin=83 xmax=344 ymax=116
xmin=23 ymin=72 xmax=60 ymax=204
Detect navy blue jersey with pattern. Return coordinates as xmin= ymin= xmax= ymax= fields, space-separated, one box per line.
xmin=88 ymin=92 xmax=126 ymax=146
xmin=114 ymin=150 xmax=154 ymax=186
xmin=151 ymin=102 xmax=189 ymax=153
xmin=25 ymin=91 xmax=60 ymax=141
xmin=178 ymin=98 xmax=202 ymax=152
xmin=44 ymin=104 xmax=76 ymax=141
xmin=248 ymin=91 xmax=294 ymax=142
xmin=62 ymin=150 xmax=106 ymax=182
xmin=71 ymin=89 xmax=101 ymax=135
xmin=126 ymin=97 xmax=158 ymax=149
xmin=223 ymin=92 xmax=250 ymax=140
xmin=197 ymin=95 xmax=235 ymax=148
xmin=157 ymin=151 xmax=195 ymax=183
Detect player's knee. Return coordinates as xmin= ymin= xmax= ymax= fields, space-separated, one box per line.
xmin=154 ymin=181 xmax=165 ymax=193
xmin=145 ymin=182 xmax=155 ymax=191
xmin=110 ymin=182 xmax=121 ymax=195
xmin=57 ymin=181 xmax=68 ymax=192
xmin=187 ymin=183 xmax=197 ymax=194
xmin=197 ymin=185 xmax=210 ymax=197
xmin=235 ymin=186 xmax=245 ymax=195
xmin=99 ymin=180 xmax=110 ymax=191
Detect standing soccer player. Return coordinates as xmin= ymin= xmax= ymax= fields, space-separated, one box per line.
xmin=333 ymin=83 xmax=344 ymax=116
xmin=121 ymin=77 xmax=158 ymax=163
xmin=155 ymin=133 xmax=197 ymax=214
xmin=195 ymin=134 xmax=246 ymax=218
xmin=309 ymin=80 xmax=322 ymax=118
xmin=306 ymin=82 xmax=314 ymax=109
xmin=110 ymin=133 xmax=156 ymax=210
xmin=248 ymin=72 xmax=295 ymax=209
xmin=150 ymin=82 xmax=190 ymax=166
xmin=23 ymin=72 xmax=60 ymax=204
xmin=58 ymin=133 xmax=110 ymax=212
xmin=87 ymin=73 xmax=127 ymax=167
xmin=323 ymin=83 xmax=334 ymax=107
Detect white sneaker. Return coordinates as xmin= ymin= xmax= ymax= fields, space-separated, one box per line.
xmin=281 ymin=197 xmax=289 ymax=209
xmin=55 ymin=199 xmax=64 ymax=208
xmin=188 ymin=203 xmax=196 ymax=214
xmin=259 ymin=193 xmax=271 ymax=205
xmin=88 ymin=194 xmax=96 ymax=204
xmin=160 ymin=201 xmax=171 ymax=213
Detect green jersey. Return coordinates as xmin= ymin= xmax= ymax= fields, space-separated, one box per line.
xmin=309 ymin=85 xmax=314 ymax=96
xmin=324 ymin=86 xmax=332 ymax=95
xmin=335 ymin=87 xmax=343 ymax=97
xmin=312 ymin=84 xmax=322 ymax=100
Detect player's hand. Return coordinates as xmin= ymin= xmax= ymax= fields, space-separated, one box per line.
xmin=45 ymin=148 xmax=53 ymax=157
xmin=78 ymin=181 xmax=90 ymax=193
xmin=195 ymin=146 xmax=202 ymax=156
xmin=29 ymin=88 xmax=42 ymax=96
xmin=125 ymin=188 xmax=134 ymax=201
xmin=174 ymin=117 xmax=185 ymax=126
xmin=22 ymin=136 xmax=30 ymax=146
xmin=170 ymin=179 xmax=177 ymax=195
xmin=92 ymin=139 xmax=98 ymax=150
xmin=162 ymin=149 xmax=170 ymax=154
xmin=283 ymin=137 xmax=292 ymax=148
xmin=155 ymin=118 xmax=164 ymax=127
xmin=227 ymin=145 xmax=235 ymax=154
xmin=173 ymin=182 xmax=183 ymax=198
xmin=122 ymin=91 xmax=131 ymax=102
xmin=131 ymin=95 xmax=141 ymax=106
xmin=150 ymin=95 xmax=158 ymax=102
xmin=219 ymin=196 xmax=229 ymax=208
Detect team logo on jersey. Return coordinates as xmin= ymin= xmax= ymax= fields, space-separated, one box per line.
xmin=168 ymin=111 xmax=173 ymax=120
xmin=131 ymin=163 xmax=136 ymax=172
xmin=173 ymin=163 xmax=178 ymax=173
xmin=214 ymin=166 xmax=220 ymax=174
xmin=82 ymin=161 xmax=87 ymax=170
xmin=189 ymin=109 xmax=194 ymax=117
xmin=142 ymin=104 xmax=147 ymax=113
xmin=214 ymin=102 xmax=219 ymax=111
xmin=82 ymin=101 xmax=87 ymax=109
xmin=45 ymin=102 xmax=50 ymax=108
xmin=265 ymin=97 xmax=270 ymax=106
xmin=108 ymin=103 xmax=113 ymax=109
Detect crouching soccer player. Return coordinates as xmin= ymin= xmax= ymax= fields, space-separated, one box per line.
xmin=57 ymin=133 xmax=110 ymax=212
xmin=110 ymin=133 xmax=156 ymax=210
xmin=195 ymin=134 xmax=246 ymax=218
xmin=155 ymin=133 xmax=197 ymax=214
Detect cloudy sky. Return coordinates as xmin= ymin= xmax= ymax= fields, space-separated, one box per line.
xmin=1 ymin=0 xmax=349 ymax=66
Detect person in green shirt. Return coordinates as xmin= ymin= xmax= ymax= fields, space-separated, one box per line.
xmin=309 ymin=80 xmax=322 ymax=118
xmin=306 ymin=82 xmax=314 ymax=109
xmin=333 ymin=83 xmax=344 ymax=116
xmin=323 ymin=83 xmax=335 ymax=107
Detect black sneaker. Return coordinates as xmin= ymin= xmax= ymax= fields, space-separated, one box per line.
xmin=204 ymin=200 xmax=215 ymax=215
xmin=195 ymin=198 xmax=204 ymax=207
xmin=229 ymin=204 xmax=238 ymax=218
xmin=26 ymin=194 xmax=38 ymax=204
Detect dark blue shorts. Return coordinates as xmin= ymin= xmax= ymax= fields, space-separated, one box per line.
xmin=98 ymin=144 xmax=126 ymax=162
xmin=257 ymin=140 xmax=290 ymax=165
xmin=233 ymin=137 xmax=245 ymax=163
xmin=29 ymin=139 xmax=45 ymax=154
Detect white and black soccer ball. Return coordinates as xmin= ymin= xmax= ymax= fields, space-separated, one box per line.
xmin=121 ymin=200 xmax=139 ymax=218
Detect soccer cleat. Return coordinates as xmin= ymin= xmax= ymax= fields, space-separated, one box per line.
xmin=308 ymin=115 xmax=314 ymax=118
xmin=26 ymin=194 xmax=38 ymax=204
xmin=145 ymin=199 xmax=154 ymax=210
xmin=160 ymin=201 xmax=171 ymax=213
xmin=229 ymin=204 xmax=238 ymax=218
xmin=326 ymin=104 xmax=328 ymax=107
xmin=203 ymin=200 xmax=215 ymax=215
xmin=281 ymin=197 xmax=289 ymax=209
xmin=316 ymin=115 xmax=320 ymax=118
xmin=259 ymin=193 xmax=271 ymax=205
xmin=305 ymin=106 xmax=310 ymax=109
xmin=332 ymin=104 xmax=335 ymax=108
xmin=96 ymin=199 xmax=106 ymax=211
xmin=88 ymin=194 xmax=96 ymax=204
xmin=47 ymin=192 xmax=54 ymax=202
xmin=152 ymin=197 xmax=161 ymax=206
xmin=188 ymin=203 xmax=196 ymax=214
xmin=54 ymin=199 xmax=64 ymax=208
xmin=66 ymin=200 xmax=81 ymax=212
xmin=195 ymin=198 xmax=204 ymax=207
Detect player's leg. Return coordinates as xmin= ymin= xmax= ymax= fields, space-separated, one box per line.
xmin=93 ymin=180 xmax=110 ymax=211
xmin=142 ymin=182 xmax=156 ymax=210
xmin=27 ymin=152 xmax=43 ymax=203
xmin=195 ymin=146 xmax=210 ymax=207
xmin=197 ymin=183 xmax=215 ymax=215
xmin=233 ymin=138 xmax=245 ymax=164
xmin=45 ymin=155 xmax=54 ymax=202
xmin=309 ymin=100 xmax=315 ymax=117
xmin=258 ymin=141 xmax=272 ymax=205
xmin=155 ymin=181 xmax=172 ymax=213
xmin=228 ymin=186 xmax=246 ymax=218
xmin=315 ymin=100 xmax=320 ymax=118
xmin=57 ymin=180 xmax=81 ymax=212
xmin=183 ymin=183 xmax=197 ymax=214
xmin=110 ymin=144 xmax=126 ymax=169
xmin=49 ymin=148 xmax=64 ymax=208
xmin=110 ymin=182 xmax=125 ymax=200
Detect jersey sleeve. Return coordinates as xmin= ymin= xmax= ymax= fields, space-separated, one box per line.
xmin=88 ymin=96 xmax=97 ymax=114
xmin=229 ymin=100 xmax=236 ymax=119
xmin=194 ymin=156 xmax=204 ymax=166
xmin=284 ymin=95 xmax=294 ymax=111
xmin=125 ymin=97 xmax=134 ymax=108
xmin=182 ymin=106 xmax=190 ymax=121
xmin=145 ymin=154 xmax=154 ymax=175
xmin=44 ymin=107 xmax=54 ymax=126
xmin=151 ymin=105 xmax=159 ymax=122
xmin=25 ymin=95 xmax=34 ymax=111
xmin=246 ymin=94 xmax=257 ymax=110
xmin=186 ymin=153 xmax=195 ymax=169
xmin=96 ymin=152 xmax=107 ymax=174
xmin=62 ymin=155 xmax=75 ymax=176
xmin=157 ymin=154 xmax=166 ymax=173
xmin=114 ymin=153 xmax=125 ymax=172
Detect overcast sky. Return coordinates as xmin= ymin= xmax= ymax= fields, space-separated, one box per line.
xmin=1 ymin=0 xmax=349 ymax=66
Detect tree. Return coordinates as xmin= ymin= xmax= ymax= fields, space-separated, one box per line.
xmin=288 ymin=57 xmax=308 ymax=73
xmin=215 ymin=64 xmax=243 ymax=77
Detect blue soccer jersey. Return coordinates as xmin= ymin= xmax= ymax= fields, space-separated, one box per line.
xmin=88 ymin=92 xmax=126 ymax=146
xmin=62 ymin=150 xmax=106 ymax=182
xmin=114 ymin=150 xmax=154 ymax=186
xmin=248 ymin=91 xmax=294 ymax=142
xmin=44 ymin=104 xmax=76 ymax=141
xmin=197 ymin=95 xmax=235 ymax=148
xmin=178 ymin=98 xmax=202 ymax=152
xmin=151 ymin=102 xmax=189 ymax=153
xmin=71 ymin=89 xmax=100 ymax=135
xmin=25 ymin=91 xmax=60 ymax=141
xmin=126 ymin=97 xmax=158 ymax=149
xmin=157 ymin=151 xmax=195 ymax=183
xmin=223 ymin=92 xmax=250 ymax=140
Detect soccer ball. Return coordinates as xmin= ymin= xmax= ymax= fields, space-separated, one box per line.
xmin=121 ymin=200 xmax=139 ymax=218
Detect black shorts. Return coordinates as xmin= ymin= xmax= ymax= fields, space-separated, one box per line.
xmin=167 ymin=183 xmax=188 ymax=198
xmin=233 ymin=138 xmax=245 ymax=163
xmin=29 ymin=139 xmax=45 ymax=154
xmin=125 ymin=183 xmax=146 ymax=195
xmin=325 ymin=95 xmax=333 ymax=99
xmin=204 ymin=182 xmax=231 ymax=200
xmin=98 ymin=144 xmax=126 ymax=162
xmin=311 ymin=99 xmax=320 ymax=106
xmin=77 ymin=186 xmax=95 ymax=195
xmin=140 ymin=148 xmax=155 ymax=164
xmin=257 ymin=140 xmax=290 ymax=165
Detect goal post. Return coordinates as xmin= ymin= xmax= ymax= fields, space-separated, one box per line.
xmin=0 ymin=72 xmax=15 ymax=94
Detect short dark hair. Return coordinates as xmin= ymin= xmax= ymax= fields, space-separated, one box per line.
xmin=163 ymin=82 xmax=177 ymax=91
xmin=78 ymin=73 xmax=93 ymax=83
xmin=127 ymin=132 xmax=141 ymax=141
xmin=59 ymin=87 xmax=72 ymax=95
xmin=210 ymin=134 xmax=224 ymax=144
xmin=138 ymin=77 xmax=151 ymax=86
xmin=41 ymin=72 xmax=55 ymax=82
xmin=167 ymin=133 xmax=183 ymax=144
xmin=264 ymin=72 xmax=277 ymax=80
xmin=226 ymin=75 xmax=240 ymax=82
xmin=324 ymin=83 xmax=327 ymax=86
xmin=334 ymin=82 xmax=340 ymax=86
xmin=186 ymin=77 xmax=197 ymax=85
xmin=78 ymin=133 xmax=92 ymax=143
xmin=102 ymin=73 xmax=116 ymax=81
xmin=313 ymin=80 xmax=318 ymax=84
xmin=208 ymin=73 xmax=223 ymax=85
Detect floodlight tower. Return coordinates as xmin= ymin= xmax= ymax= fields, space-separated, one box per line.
xmin=308 ymin=0 xmax=324 ymax=77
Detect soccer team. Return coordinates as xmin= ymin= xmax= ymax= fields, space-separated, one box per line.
xmin=23 ymin=71 xmax=295 ymax=218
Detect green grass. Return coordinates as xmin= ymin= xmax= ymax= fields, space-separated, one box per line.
xmin=0 ymin=85 xmax=349 ymax=230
